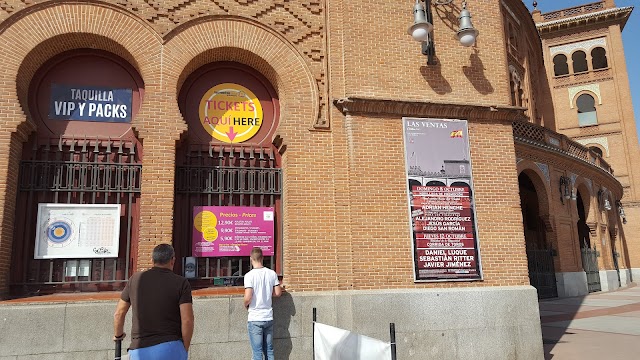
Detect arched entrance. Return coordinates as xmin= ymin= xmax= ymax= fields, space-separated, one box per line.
xmin=10 ymin=49 xmax=144 ymax=296
xmin=576 ymin=190 xmax=591 ymax=249
xmin=577 ymin=188 xmax=601 ymax=293
xmin=519 ymin=172 xmax=557 ymax=299
xmin=173 ymin=62 xmax=282 ymax=288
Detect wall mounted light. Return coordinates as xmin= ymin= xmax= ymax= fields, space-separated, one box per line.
xmin=456 ymin=1 xmax=479 ymax=47
xmin=408 ymin=0 xmax=479 ymax=65
xmin=597 ymin=188 xmax=612 ymax=211
xmin=616 ymin=200 xmax=627 ymax=224
xmin=559 ymin=176 xmax=571 ymax=204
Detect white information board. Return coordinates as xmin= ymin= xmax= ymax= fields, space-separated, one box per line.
xmin=34 ymin=203 xmax=121 ymax=259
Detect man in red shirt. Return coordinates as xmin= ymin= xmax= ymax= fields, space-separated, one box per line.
xmin=113 ymin=244 xmax=194 ymax=360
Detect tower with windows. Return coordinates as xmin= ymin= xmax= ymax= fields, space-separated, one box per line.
xmin=534 ymin=1 xmax=640 ymax=279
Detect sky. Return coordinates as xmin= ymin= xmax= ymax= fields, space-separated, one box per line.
xmin=525 ymin=0 xmax=640 ymax=139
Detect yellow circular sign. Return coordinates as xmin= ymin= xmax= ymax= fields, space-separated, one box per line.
xmin=194 ymin=211 xmax=219 ymax=242
xmin=199 ymin=83 xmax=264 ymax=143
xmin=202 ymin=227 xmax=219 ymax=242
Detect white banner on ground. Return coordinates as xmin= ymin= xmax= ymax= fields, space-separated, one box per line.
xmin=313 ymin=322 xmax=392 ymax=360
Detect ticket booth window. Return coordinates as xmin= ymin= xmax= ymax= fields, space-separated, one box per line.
xmin=174 ymin=62 xmax=282 ymax=289
xmin=10 ymin=49 xmax=144 ymax=296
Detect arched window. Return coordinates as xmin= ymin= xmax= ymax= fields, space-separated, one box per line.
xmin=591 ymin=47 xmax=608 ymax=69
xmin=589 ymin=146 xmax=604 ymax=158
xmin=572 ymin=51 xmax=588 ymax=73
xmin=577 ymin=93 xmax=598 ymax=126
xmin=553 ymin=54 xmax=569 ymax=76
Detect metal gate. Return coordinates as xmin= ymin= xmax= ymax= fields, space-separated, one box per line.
xmin=581 ymin=247 xmax=601 ymax=293
xmin=10 ymin=136 xmax=141 ymax=296
xmin=173 ymin=143 xmax=282 ymax=288
xmin=526 ymin=249 xmax=558 ymax=299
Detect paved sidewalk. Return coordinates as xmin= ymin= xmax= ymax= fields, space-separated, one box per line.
xmin=540 ymin=284 xmax=640 ymax=359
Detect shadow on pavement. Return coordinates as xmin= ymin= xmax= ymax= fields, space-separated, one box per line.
xmin=538 ymin=295 xmax=585 ymax=360
xmin=538 ymin=283 xmax=638 ymax=359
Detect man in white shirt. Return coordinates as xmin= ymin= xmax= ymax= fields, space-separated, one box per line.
xmin=244 ymin=247 xmax=284 ymax=360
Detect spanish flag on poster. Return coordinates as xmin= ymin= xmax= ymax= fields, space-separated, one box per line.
xmin=450 ymin=130 xmax=463 ymax=138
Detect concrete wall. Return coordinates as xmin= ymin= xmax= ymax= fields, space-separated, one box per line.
xmin=599 ymin=270 xmax=621 ymax=292
xmin=556 ymin=271 xmax=589 ymax=298
xmin=619 ymin=269 xmax=632 ymax=287
xmin=631 ymin=269 xmax=640 ymax=285
xmin=0 ymin=286 xmax=544 ymax=360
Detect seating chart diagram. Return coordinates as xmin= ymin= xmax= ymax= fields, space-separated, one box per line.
xmin=35 ymin=203 xmax=121 ymax=259
xmin=46 ymin=218 xmax=76 ymax=247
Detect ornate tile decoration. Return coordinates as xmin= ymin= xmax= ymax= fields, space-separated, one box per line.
xmin=550 ymin=37 xmax=606 ymax=56
xmin=568 ymin=83 xmax=601 ymax=108
xmin=575 ymin=136 xmax=609 ymax=156
xmin=535 ymin=162 xmax=550 ymax=183
xmin=0 ymin=0 xmax=329 ymax=129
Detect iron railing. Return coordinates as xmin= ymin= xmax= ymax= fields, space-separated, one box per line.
xmin=11 ymin=136 xmax=141 ymax=295
xmin=513 ymin=121 xmax=613 ymax=175
xmin=526 ymin=249 xmax=558 ymax=299
xmin=541 ymin=2 xmax=605 ymax=21
xmin=173 ymin=144 xmax=282 ymax=287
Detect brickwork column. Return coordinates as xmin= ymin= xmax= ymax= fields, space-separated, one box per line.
xmin=134 ymin=138 xmax=180 ymax=269
xmin=468 ymin=120 xmax=529 ymax=286
xmin=550 ymin=169 xmax=583 ymax=273
xmin=132 ymin=85 xmax=186 ymax=270
xmin=0 ymin=125 xmax=32 ymax=295
xmin=620 ymin=205 xmax=640 ymax=271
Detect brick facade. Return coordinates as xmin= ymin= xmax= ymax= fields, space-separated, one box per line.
xmin=0 ymin=0 xmax=633 ymax=297
xmin=533 ymin=0 xmax=640 ymax=274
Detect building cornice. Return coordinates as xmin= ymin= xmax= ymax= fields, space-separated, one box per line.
xmin=333 ymin=97 xmax=527 ymax=122
xmin=537 ymin=6 xmax=633 ymax=33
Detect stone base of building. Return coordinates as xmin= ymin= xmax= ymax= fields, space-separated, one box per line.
xmin=619 ymin=268 xmax=633 ymax=287
xmin=599 ymin=270 xmax=622 ymax=292
xmin=630 ymin=268 xmax=640 ymax=285
xmin=0 ymin=286 xmax=544 ymax=359
xmin=555 ymin=271 xmax=588 ymax=297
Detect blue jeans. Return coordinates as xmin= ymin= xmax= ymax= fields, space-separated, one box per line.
xmin=128 ymin=340 xmax=187 ymax=360
xmin=248 ymin=320 xmax=274 ymax=360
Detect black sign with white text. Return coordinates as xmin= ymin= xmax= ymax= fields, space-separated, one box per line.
xmin=49 ymin=84 xmax=132 ymax=123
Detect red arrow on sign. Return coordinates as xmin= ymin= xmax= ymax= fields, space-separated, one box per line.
xmin=226 ymin=127 xmax=237 ymax=142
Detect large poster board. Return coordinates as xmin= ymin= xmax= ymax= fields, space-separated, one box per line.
xmin=35 ymin=203 xmax=121 ymax=259
xmin=192 ymin=206 xmax=275 ymax=257
xmin=403 ymin=118 xmax=483 ymax=282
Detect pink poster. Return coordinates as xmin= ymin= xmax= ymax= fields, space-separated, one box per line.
xmin=192 ymin=206 xmax=275 ymax=257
